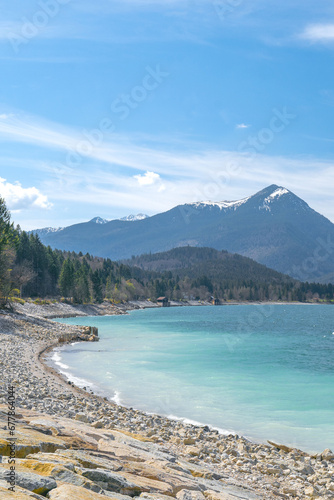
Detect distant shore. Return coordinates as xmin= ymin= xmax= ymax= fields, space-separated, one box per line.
xmin=0 ymin=300 xmax=333 ymax=499
xmin=10 ymin=297 xmax=328 ymax=322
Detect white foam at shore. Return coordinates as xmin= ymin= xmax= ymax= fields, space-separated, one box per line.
xmin=111 ymin=391 xmax=122 ymax=405
xmin=167 ymin=414 xmax=234 ymax=436
xmin=50 ymin=349 xmax=95 ymax=390
xmin=59 ymin=369 xmax=96 ymax=390
xmin=51 ymin=351 xmax=70 ymax=370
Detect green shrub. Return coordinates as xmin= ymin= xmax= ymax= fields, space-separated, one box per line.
xmin=33 ymin=298 xmax=51 ymax=305
xmin=11 ymin=297 xmax=25 ymax=305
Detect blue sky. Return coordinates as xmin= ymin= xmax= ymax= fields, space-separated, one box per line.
xmin=0 ymin=0 xmax=334 ymax=229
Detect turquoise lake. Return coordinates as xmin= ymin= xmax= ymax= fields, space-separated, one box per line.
xmin=52 ymin=304 xmax=334 ymax=453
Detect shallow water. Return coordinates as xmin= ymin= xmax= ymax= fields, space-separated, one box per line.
xmin=52 ymin=304 xmax=334 ymax=452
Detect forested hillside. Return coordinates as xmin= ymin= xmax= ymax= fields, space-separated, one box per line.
xmin=126 ymin=247 xmax=334 ymax=302
xmin=0 ymin=198 xmax=333 ymax=306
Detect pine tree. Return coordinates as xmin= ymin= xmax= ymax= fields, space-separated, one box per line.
xmin=59 ymin=258 xmax=75 ymax=298
xmin=0 ymin=198 xmax=17 ymax=306
xmin=0 ymin=197 xmax=16 ymax=249
xmin=91 ymin=270 xmax=103 ymax=303
xmin=74 ymin=265 xmax=90 ymax=303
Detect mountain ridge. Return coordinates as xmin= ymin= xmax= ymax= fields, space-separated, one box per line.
xmin=124 ymin=246 xmax=294 ymax=284
xmin=31 ymin=185 xmax=334 ymax=283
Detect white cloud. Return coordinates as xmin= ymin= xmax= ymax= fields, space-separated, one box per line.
xmin=236 ymin=123 xmax=250 ymax=129
xmin=134 ymin=171 xmax=161 ymax=186
xmin=300 ymin=24 xmax=334 ymax=43
xmin=0 ymin=178 xmax=52 ymax=211
xmin=37 ymin=149 xmax=334 ymax=223
xmin=0 ymin=110 xmax=334 ymax=223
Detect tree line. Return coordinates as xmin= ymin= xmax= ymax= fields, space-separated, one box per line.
xmin=0 ymin=197 xmax=333 ymax=307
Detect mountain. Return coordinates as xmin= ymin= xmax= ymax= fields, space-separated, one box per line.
xmin=125 ymin=246 xmax=308 ymax=303
xmin=32 ymin=214 xmax=149 ymax=237
xmin=31 ymin=185 xmax=334 ymax=282
xmin=125 ymin=246 xmax=294 ymax=284
xmin=32 ymin=226 xmax=64 ymax=237
xmin=91 ymin=214 xmax=150 ymax=223
xmin=90 ymin=217 xmax=109 ymax=224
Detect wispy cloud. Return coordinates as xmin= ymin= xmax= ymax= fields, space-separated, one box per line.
xmin=236 ymin=123 xmax=250 ymax=129
xmin=0 ymin=112 xmax=215 ymax=177
xmin=0 ymin=110 xmax=334 ymax=223
xmin=0 ymin=20 xmax=78 ymax=42
xmin=73 ymin=0 xmax=204 ymax=14
xmin=40 ymin=153 xmax=334 ymax=225
xmin=0 ymin=0 xmax=214 ymax=49
xmin=300 ymin=23 xmax=334 ymax=43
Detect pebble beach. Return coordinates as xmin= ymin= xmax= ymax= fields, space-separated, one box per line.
xmin=0 ymin=301 xmax=333 ymax=499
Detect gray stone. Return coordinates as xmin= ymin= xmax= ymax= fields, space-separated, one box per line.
xmin=282 ymin=487 xmax=298 ymax=497
xmin=58 ymin=448 xmax=123 ymax=472
xmin=75 ymin=412 xmax=89 ymax=423
xmin=0 ymin=479 xmax=45 ymax=498
xmin=52 ymin=467 xmax=86 ymax=487
xmin=205 ymin=485 xmax=262 ymax=500
xmin=321 ymin=448 xmax=334 ymax=461
xmin=91 ymin=420 xmax=104 ymax=429
xmin=177 ymin=489 xmax=206 ymax=500
xmin=81 ymin=468 xmax=144 ymax=495
xmin=52 ymin=467 xmax=102 ymax=492
xmin=0 ymin=468 xmax=57 ymax=495
xmin=140 ymin=494 xmax=177 ymax=500
xmin=103 ymin=492 xmax=133 ymax=500
xmin=299 ymin=465 xmax=315 ymax=475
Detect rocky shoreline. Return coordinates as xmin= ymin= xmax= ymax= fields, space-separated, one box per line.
xmin=0 ymin=301 xmax=333 ymax=499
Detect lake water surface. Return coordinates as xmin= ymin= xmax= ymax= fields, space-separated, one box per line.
xmin=52 ymin=304 xmax=334 ymax=453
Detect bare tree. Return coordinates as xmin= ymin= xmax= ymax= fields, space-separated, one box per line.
xmin=11 ymin=260 xmax=37 ymax=297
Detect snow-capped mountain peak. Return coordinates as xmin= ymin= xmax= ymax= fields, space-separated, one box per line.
xmin=266 ymin=187 xmax=289 ymax=200
xmin=190 ymin=196 xmax=251 ymax=211
xmin=120 ymin=214 xmax=149 ymax=222
xmin=90 ymin=217 xmax=110 ymax=224
xmin=260 ymin=187 xmax=290 ymax=211
xmin=32 ymin=226 xmax=64 ymax=236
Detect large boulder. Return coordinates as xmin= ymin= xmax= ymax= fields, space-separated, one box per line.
xmin=0 ymin=467 xmax=57 ymax=495
xmin=81 ymin=469 xmax=145 ymax=496
xmin=52 ymin=466 xmax=103 ymax=492
xmin=0 ymin=479 xmax=45 ymax=498
xmin=320 ymin=448 xmax=334 ymax=461
xmin=0 ymin=426 xmax=66 ymax=458
xmin=177 ymin=490 xmax=206 ymax=500
xmin=204 ymin=488 xmax=261 ymax=500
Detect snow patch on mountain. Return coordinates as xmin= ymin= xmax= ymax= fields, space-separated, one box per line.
xmin=90 ymin=214 xmax=150 ymax=223
xmin=35 ymin=226 xmax=64 ymax=235
xmin=120 ymin=214 xmax=149 ymax=221
xmin=191 ymin=186 xmax=292 ymax=214
xmin=90 ymin=217 xmax=110 ymax=224
xmin=261 ymin=187 xmax=290 ymax=211
xmin=267 ymin=187 xmax=289 ymax=200
xmin=191 ymin=197 xmax=251 ymax=211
